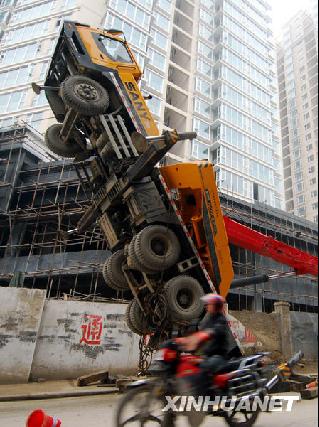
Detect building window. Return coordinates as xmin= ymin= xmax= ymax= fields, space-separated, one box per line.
xmin=0 ymin=116 xmax=15 ymax=129
xmin=144 ymin=69 xmax=164 ymax=93
xmin=0 ymin=43 xmax=39 ymax=66
xmin=154 ymin=12 xmax=170 ymax=31
xmin=308 ymin=154 xmax=315 ymax=162
xmin=4 ymin=21 xmax=49 ymax=45
xmin=0 ymin=0 xmax=14 ymax=7
xmin=39 ymin=61 xmax=49 ymax=81
xmin=105 ymin=14 xmax=148 ymax=51
xmin=0 ymin=65 xmax=34 ymax=90
xmin=130 ymin=48 xmax=144 ymax=69
xmin=147 ymin=95 xmax=161 ymax=117
xmin=109 ymin=0 xmax=151 ymax=29
xmin=0 ymin=90 xmax=27 ymax=114
xmin=0 ymin=10 xmax=8 ymax=23
xmin=148 ymin=48 xmax=166 ymax=72
xmin=193 ymin=117 xmax=211 ymax=141
xmin=194 ymin=97 xmax=211 ymax=119
xmin=32 ymin=91 xmax=48 ymax=107
xmin=150 ymin=29 xmax=168 ymax=50
xmin=157 ymin=0 xmax=172 ymax=13
xmin=192 ymin=140 xmax=209 ymax=160
xmin=63 ymin=0 xmax=76 ymax=8
xmin=298 ymin=206 xmax=306 ymax=216
xmin=195 ymin=77 xmax=212 ymax=98
xmin=11 ymin=2 xmax=56 ymax=25
xmin=25 ymin=111 xmax=45 ymax=131
xmin=219 ymin=169 xmax=251 ymax=199
xmin=309 ymin=166 xmax=315 ymax=174
xmin=296 ymin=182 xmax=304 ymax=193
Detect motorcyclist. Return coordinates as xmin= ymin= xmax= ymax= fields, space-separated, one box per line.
xmin=176 ymin=294 xmax=230 ymax=391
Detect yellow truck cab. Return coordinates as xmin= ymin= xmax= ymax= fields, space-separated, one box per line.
xmin=42 ymin=21 xmax=158 ymax=158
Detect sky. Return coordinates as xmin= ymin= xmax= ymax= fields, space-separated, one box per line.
xmin=270 ymin=0 xmax=313 ymax=36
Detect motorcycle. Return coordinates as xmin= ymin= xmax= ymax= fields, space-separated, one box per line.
xmin=115 ymin=336 xmax=304 ymax=427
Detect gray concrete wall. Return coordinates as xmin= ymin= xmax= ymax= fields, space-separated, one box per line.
xmin=291 ymin=312 xmax=318 ymax=360
xmin=31 ymin=300 xmax=139 ymax=380
xmin=0 ymin=288 xmax=46 ymax=384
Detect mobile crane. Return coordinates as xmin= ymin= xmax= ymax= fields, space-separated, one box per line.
xmin=34 ymin=21 xmax=318 ymax=340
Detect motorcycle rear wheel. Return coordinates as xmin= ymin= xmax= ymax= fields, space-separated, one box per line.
xmin=223 ymin=408 xmax=260 ymax=427
xmin=162 ymin=411 xmax=176 ymax=427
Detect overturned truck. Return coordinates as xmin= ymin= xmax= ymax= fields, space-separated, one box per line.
xmin=35 ymin=21 xmax=234 ymax=340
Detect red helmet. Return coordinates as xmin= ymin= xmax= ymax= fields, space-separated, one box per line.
xmin=201 ymin=294 xmax=225 ymax=311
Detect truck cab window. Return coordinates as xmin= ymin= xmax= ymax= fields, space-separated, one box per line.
xmin=100 ymin=37 xmax=133 ymax=63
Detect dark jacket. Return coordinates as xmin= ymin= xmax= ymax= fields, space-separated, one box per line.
xmin=199 ymin=312 xmax=230 ymax=358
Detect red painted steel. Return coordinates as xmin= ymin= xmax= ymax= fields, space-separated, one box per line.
xmin=224 ymin=216 xmax=318 ymax=277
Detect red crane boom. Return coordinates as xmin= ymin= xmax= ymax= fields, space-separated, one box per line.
xmin=224 ymin=216 xmax=318 ymax=277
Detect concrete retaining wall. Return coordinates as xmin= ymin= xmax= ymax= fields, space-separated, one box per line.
xmin=0 ymin=288 xmax=46 ymax=384
xmin=291 ymin=312 xmax=318 ymax=360
xmin=0 ymin=288 xmax=139 ymax=384
xmin=31 ymin=300 xmax=139 ymax=380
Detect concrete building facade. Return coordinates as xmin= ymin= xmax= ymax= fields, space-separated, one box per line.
xmin=277 ymin=11 xmax=318 ymax=223
xmin=1 ymin=0 xmax=283 ymax=209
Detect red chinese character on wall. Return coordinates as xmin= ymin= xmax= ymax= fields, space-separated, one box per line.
xmin=80 ymin=315 xmax=103 ymax=345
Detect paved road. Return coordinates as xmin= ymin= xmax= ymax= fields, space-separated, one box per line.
xmin=0 ymin=394 xmax=317 ymax=427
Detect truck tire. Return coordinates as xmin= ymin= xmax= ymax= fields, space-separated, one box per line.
xmin=102 ymin=257 xmax=122 ymax=291
xmin=45 ymin=124 xmax=82 ymax=158
xmin=129 ymin=299 xmax=151 ymax=336
xmin=106 ymin=250 xmax=129 ymax=290
xmin=164 ymin=275 xmax=204 ymax=323
xmin=134 ymin=226 xmax=181 ymax=272
xmin=125 ymin=300 xmax=140 ymax=335
xmin=61 ymin=75 xmax=109 ymax=116
xmin=128 ymin=236 xmax=155 ymax=274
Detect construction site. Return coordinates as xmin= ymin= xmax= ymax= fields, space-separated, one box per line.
xmin=0 ymin=16 xmax=318 ymax=427
xmin=0 ymin=125 xmax=317 ymax=311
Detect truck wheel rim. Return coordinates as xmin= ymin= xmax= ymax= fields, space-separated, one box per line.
xmin=75 ymin=83 xmax=98 ymax=101
xmin=177 ymin=289 xmax=193 ymax=309
xmin=150 ymin=238 xmax=167 ymax=256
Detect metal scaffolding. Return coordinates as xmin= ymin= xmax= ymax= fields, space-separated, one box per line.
xmin=0 ymin=126 xmax=317 ymax=311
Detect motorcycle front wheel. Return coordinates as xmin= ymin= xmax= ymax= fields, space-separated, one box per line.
xmin=115 ymin=383 xmax=166 ymax=427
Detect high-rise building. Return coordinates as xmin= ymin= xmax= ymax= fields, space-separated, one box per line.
xmin=0 ymin=0 xmax=283 ymax=208
xmin=277 ymin=11 xmax=318 ymax=223
xmin=105 ymin=0 xmax=283 ymax=208
xmin=0 ymin=0 xmax=107 ymax=133
xmin=309 ymin=0 xmax=318 ymax=51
